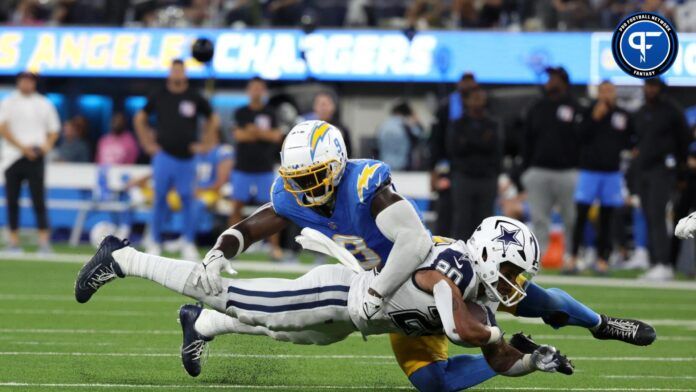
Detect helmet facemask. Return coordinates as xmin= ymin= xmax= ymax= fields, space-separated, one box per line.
xmin=279 ymin=159 xmax=341 ymax=207
xmin=480 ymin=261 xmax=532 ymax=307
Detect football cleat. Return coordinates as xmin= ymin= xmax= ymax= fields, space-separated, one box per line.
xmin=179 ymin=304 xmax=213 ymax=377
xmin=74 ymin=235 xmax=127 ymax=303
xmin=591 ymin=314 xmax=656 ymax=346
xmin=509 ymin=332 xmax=574 ymax=375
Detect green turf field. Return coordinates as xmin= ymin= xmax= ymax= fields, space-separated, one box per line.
xmin=0 ymin=256 xmax=695 ymax=391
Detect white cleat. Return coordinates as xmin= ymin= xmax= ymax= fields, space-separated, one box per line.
xmin=639 ymin=264 xmax=675 ymax=281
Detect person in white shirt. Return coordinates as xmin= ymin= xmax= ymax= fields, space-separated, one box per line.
xmin=0 ymin=71 xmax=60 ymax=253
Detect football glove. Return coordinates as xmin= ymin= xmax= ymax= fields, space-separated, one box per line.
xmin=361 ymin=288 xmax=384 ymax=320
xmin=192 ymin=249 xmax=237 ymax=295
xmin=531 ymin=345 xmax=561 ymax=373
xmin=675 ymin=212 xmax=696 ymax=239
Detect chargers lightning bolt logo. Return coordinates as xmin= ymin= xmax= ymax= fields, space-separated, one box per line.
xmin=309 ymin=122 xmax=331 ymax=160
xmin=357 ymin=163 xmax=381 ymax=203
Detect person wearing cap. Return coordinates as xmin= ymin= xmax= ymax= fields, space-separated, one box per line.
xmin=521 ymin=66 xmax=581 ymax=270
xmin=570 ymin=81 xmax=634 ymax=274
xmin=633 ymin=78 xmax=691 ymax=281
xmin=0 ymin=71 xmax=60 ymax=253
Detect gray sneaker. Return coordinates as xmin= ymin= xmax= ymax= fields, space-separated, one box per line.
xmin=36 ymin=244 xmax=54 ymax=255
xmin=3 ymin=245 xmax=23 ymax=254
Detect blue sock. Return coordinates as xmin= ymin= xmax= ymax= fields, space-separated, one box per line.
xmin=516 ymin=282 xmax=601 ymax=329
xmin=409 ymin=354 xmax=496 ymax=392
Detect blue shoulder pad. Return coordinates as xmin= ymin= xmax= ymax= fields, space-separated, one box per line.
xmin=354 ymin=160 xmax=391 ymax=204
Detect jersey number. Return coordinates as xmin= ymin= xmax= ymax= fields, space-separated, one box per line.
xmin=389 ymin=307 xmax=442 ymax=336
xmin=332 ymin=234 xmax=381 ymax=270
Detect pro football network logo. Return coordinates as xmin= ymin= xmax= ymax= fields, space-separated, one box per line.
xmin=611 ymin=12 xmax=678 ymax=78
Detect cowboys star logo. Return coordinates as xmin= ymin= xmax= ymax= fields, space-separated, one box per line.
xmin=494 ymin=225 xmax=522 ymax=255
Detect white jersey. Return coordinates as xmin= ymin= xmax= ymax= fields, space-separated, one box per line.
xmin=348 ymin=239 xmax=498 ymax=337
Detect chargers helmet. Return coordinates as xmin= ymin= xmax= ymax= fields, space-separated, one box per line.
xmin=467 ymin=216 xmax=540 ymax=307
xmin=278 ymin=120 xmax=348 ymax=207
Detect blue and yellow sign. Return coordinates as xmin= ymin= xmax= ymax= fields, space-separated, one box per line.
xmin=1 ymin=27 xmax=696 ymax=85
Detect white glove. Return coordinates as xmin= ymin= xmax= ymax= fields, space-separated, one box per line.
xmin=531 ymin=345 xmax=560 ymax=373
xmin=192 ymin=249 xmax=238 ymax=295
xmin=675 ymin=212 xmax=696 ymax=239
xmin=361 ymin=289 xmax=384 ymax=320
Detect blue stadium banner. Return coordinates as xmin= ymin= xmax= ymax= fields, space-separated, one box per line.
xmin=0 ymin=27 xmax=695 ymax=85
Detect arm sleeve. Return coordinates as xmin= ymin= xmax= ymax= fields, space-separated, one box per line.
xmin=369 ymin=199 xmax=433 ymax=298
xmin=432 ymin=280 xmax=464 ymax=345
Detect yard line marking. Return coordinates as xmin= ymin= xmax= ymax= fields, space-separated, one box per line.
xmin=3 ymin=255 xmax=696 ymax=291
xmin=1 ymin=308 xmax=170 ymax=317
xmin=0 ymin=293 xmax=181 ymax=303
xmin=0 ymin=351 xmax=695 ymax=362
xmin=0 ymin=383 xmax=691 ymax=391
xmin=0 ymin=328 xmax=179 ymax=335
xmin=604 ymin=375 xmax=696 ymax=380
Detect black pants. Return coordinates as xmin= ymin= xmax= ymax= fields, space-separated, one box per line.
xmin=572 ymin=203 xmax=614 ymax=261
xmin=5 ymin=157 xmax=48 ymax=230
xmin=434 ymin=188 xmax=453 ymax=237
xmin=637 ymin=167 xmax=675 ymax=266
xmin=450 ymin=173 xmax=497 ymax=240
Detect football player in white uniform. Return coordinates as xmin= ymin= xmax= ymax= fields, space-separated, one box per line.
xmin=75 ymin=217 xmax=571 ymax=381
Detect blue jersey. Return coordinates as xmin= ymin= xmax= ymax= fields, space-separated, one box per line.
xmin=271 ymin=159 xmax=395 ymax=270
xmin=196 ymin=145 xmax=234 ymax=188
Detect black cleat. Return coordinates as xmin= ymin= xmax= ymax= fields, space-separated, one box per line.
xmin=179 ymin=304 xmax=213 ymax=377
xmin=591 ymin=314 xmax=656 ymax=346
xmin=74 ymin=235 xmax=127 ymax=303
xmin=509 ymin=332 xmax=574 ymax=375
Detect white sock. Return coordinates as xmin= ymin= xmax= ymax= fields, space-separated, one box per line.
xmin=112 ymin=247 xmax=195 ymax=294
xmin=194 ymin=309 xmax=242 ymax=338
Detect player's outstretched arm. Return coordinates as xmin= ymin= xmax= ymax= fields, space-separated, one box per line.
xmin=193 ymin=203 xmax=289 ymax=295
xmin=363 ymin=186 xmax=433 ymax=319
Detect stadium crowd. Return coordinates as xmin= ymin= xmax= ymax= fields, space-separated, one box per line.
xmin=2 ymin=0 xmax=696 ymax=32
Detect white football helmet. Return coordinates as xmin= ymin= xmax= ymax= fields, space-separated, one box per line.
xmin=467 ymin=216 xmax=540 ymax=307
xmin=279 ymin=120 xmax=348 ymax=207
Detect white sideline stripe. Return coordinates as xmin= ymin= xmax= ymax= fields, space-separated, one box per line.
xmin=0 ymin=384 xmax=691 ymax=391
xmin=0 ymin=351 xmax=695 ymax=362
xmin=3 ymin=254 xmax=696 ymax=290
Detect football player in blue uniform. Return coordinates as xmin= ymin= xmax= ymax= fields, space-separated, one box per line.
xmin=76 ymin=120 xmax=655 ymax=391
